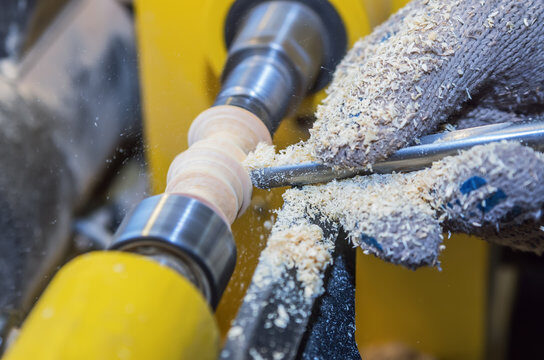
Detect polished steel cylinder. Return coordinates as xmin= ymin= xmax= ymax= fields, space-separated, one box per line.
xmin=111 ymin=194 xmax=236 ymax=308
xmin=215 ymin=1 xmax=327 ymax=133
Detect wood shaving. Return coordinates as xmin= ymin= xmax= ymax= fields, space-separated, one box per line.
xmin=243 ymin=142 xmax=315 ymax=170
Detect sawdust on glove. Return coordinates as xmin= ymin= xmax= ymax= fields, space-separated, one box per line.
xmin=246 ymin=0 xmax=544 ymax=297
xmin=312 ymin=0 xmax=543 ymax=167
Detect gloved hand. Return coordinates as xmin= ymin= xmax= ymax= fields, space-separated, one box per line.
xmin=273 ymin=141 xmax=544 ymax=269
xmin=309 ymin=0 xmax=543 ymax=167
xmin=266 ymin=0 xmax=544 ymax=268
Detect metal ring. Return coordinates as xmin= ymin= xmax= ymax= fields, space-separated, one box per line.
xmin=111 ymin=194 xmax=236 ymax=308
xmin=224 ymin=0 xmax=348 ymax=92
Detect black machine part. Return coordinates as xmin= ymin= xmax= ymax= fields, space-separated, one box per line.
xmin=297 ymin=235 xmax=360 ymax=359
xmin=220 ymin=227 xmax=360 ymax=360
xmin=223 ymin=0 xmax=348 ymax=93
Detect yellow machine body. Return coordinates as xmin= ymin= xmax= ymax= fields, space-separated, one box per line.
xmin=136 ymin=0 xmax=488 ymax=358
xmin=3 ymin=252 xmax=219 ymax=360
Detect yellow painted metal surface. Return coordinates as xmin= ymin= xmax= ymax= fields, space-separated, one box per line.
xmin=356 ymin=235 xmax=488 ymax=359
xmin=136 ymin=1 xmax=487 ymax=358
xmin=3 ymin=252 xmax=218 ymax=360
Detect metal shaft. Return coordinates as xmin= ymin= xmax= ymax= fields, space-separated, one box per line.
xmin=215 ymin=1 xmax=327 ymax=133
xmin=112 ymin=194 xmax=236 ymax=308
xmin=112 ymin=0 xmax=345 ymax=308
xmin=250 ymin=121 xmax=544 ymax=188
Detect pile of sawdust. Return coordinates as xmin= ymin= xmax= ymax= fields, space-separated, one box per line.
xmin=243 ymin=142 xmax=315 ymax=170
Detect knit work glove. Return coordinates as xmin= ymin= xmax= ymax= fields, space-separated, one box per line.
xmin=271 ymin=141 xmax=544 ymax=270
xmin=272 ymin=0 xmax=544 ymax=267
xmin=310 ymin=0 xmax=543 ymax=166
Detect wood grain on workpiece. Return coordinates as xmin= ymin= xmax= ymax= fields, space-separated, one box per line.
xmin=166 ymin=105 xmax=272 ymax=224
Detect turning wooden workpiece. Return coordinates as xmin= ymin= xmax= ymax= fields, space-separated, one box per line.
xmin=166 ymin=105 xmax=271 ymax=224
